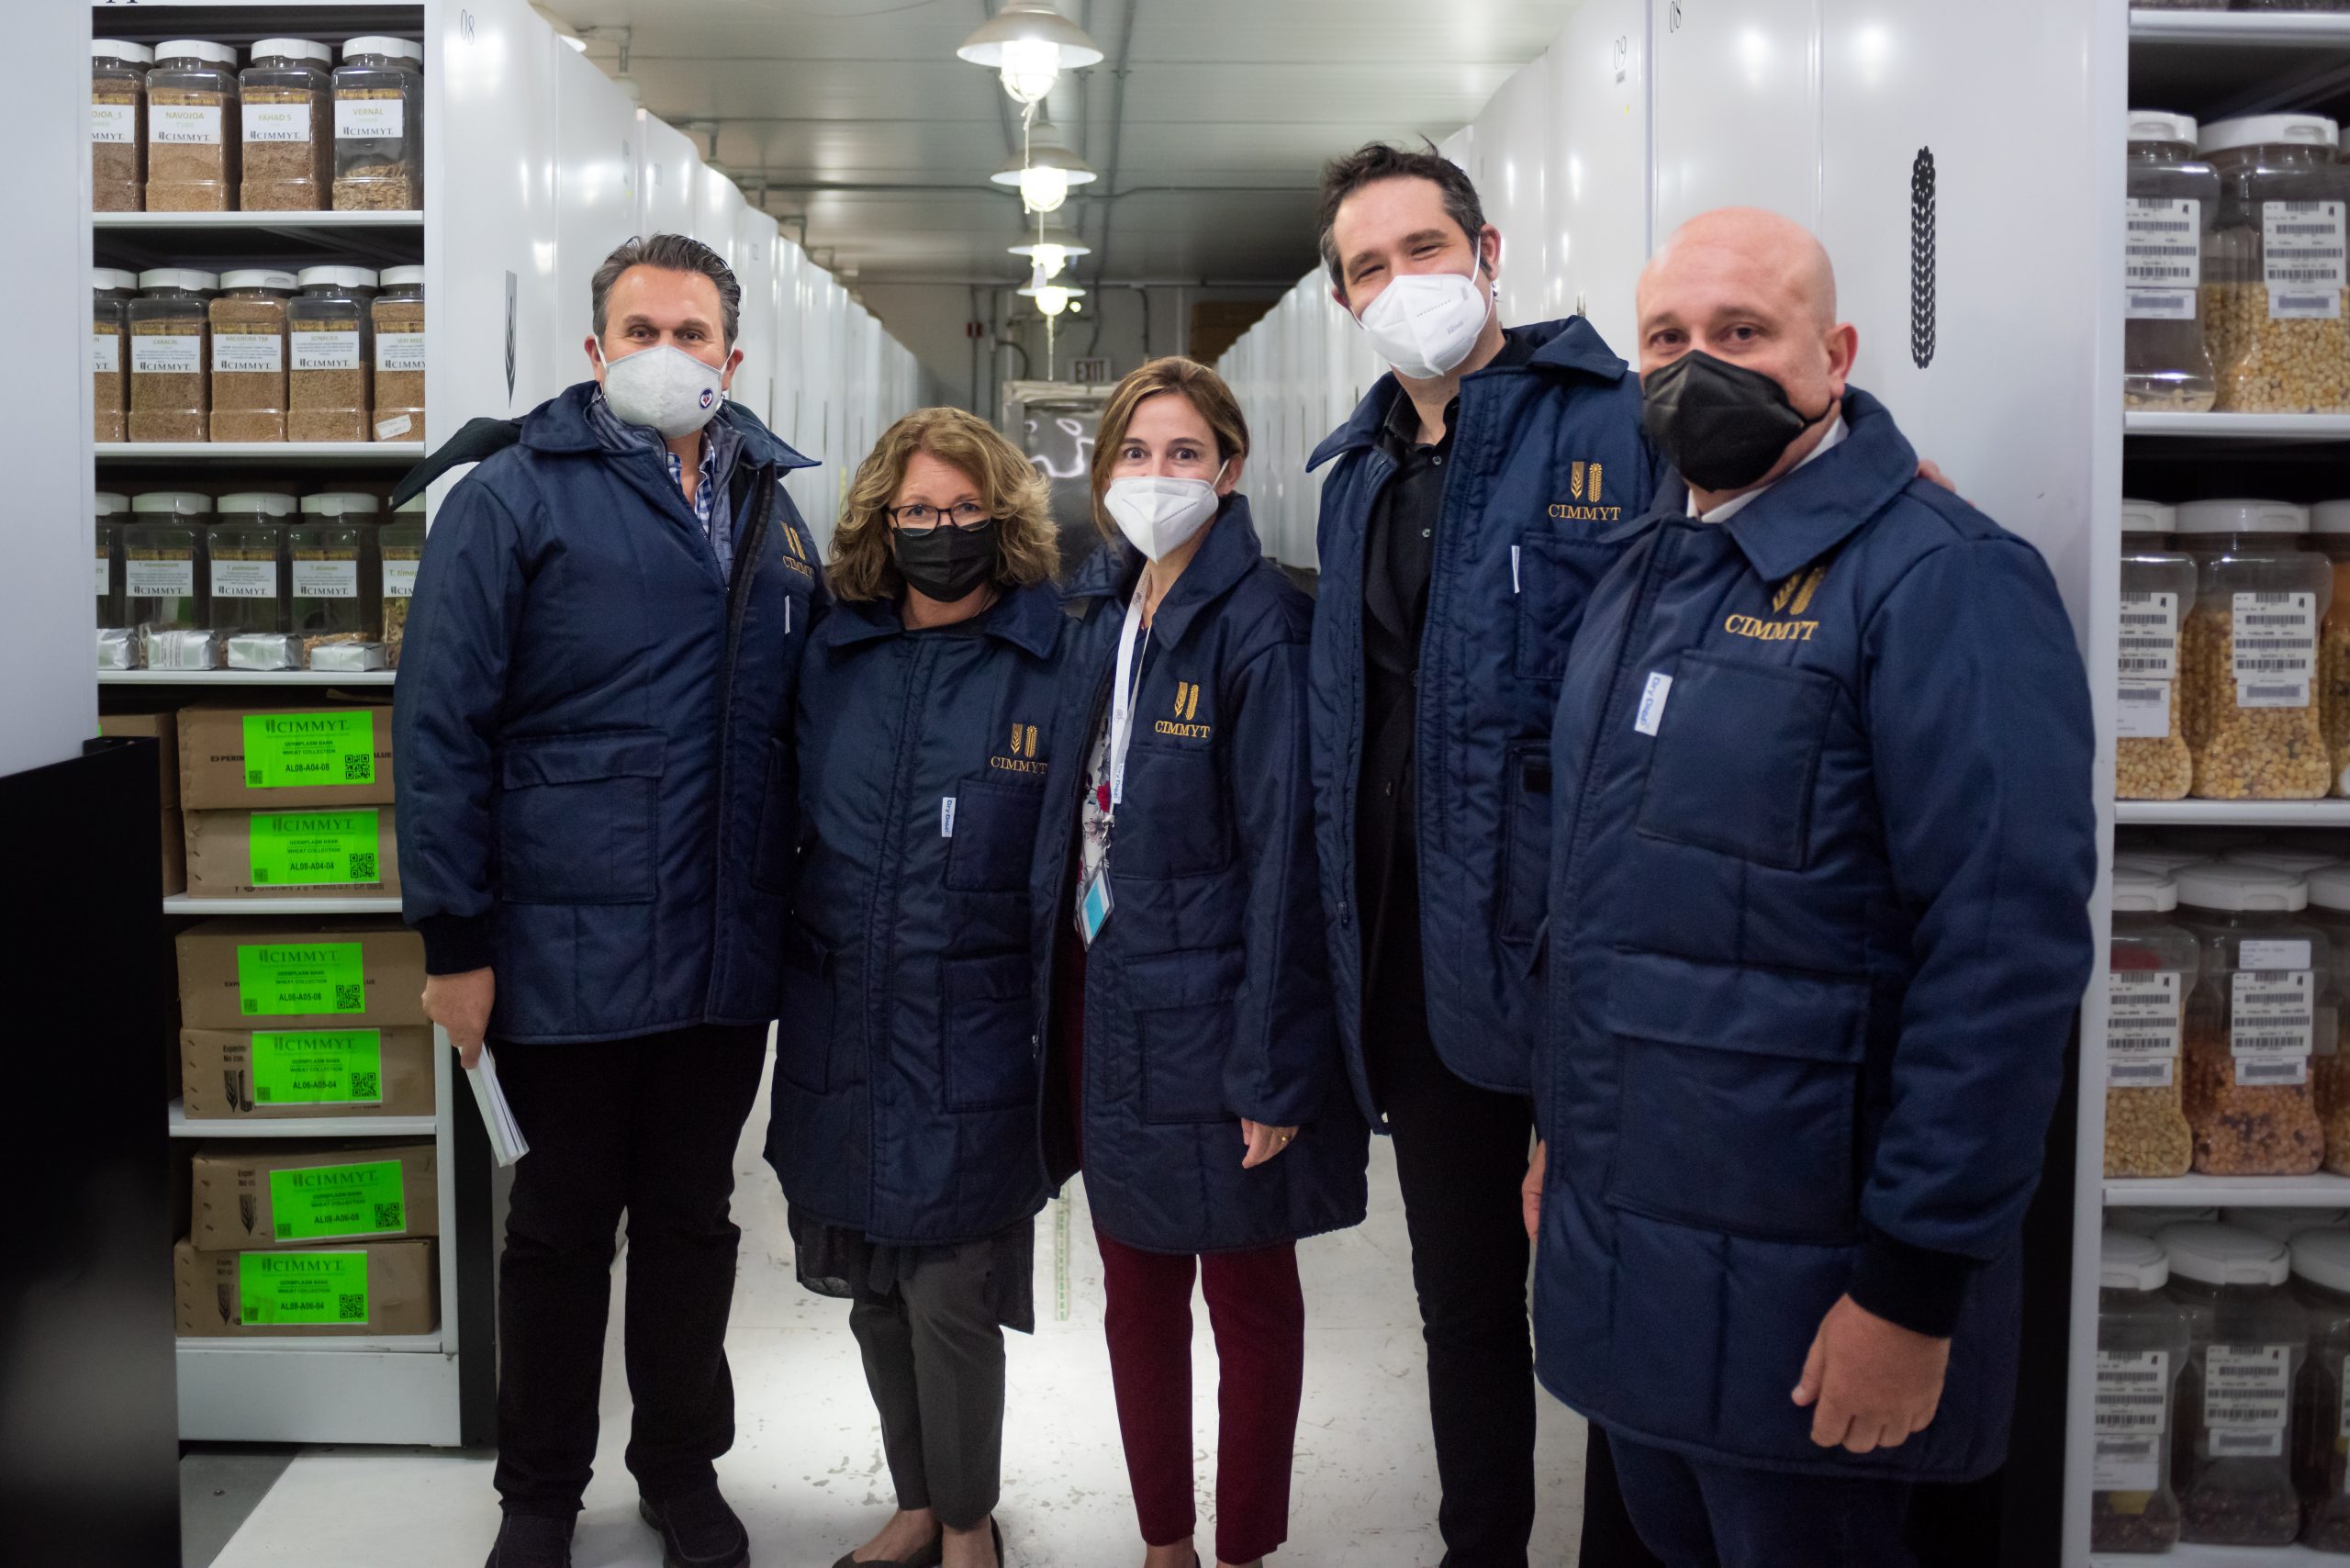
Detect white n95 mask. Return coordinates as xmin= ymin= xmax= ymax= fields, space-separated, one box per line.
xmin=1355 ymin=266 xmax=1495 ymax=381
xmin=1105 ymin=469 xmax=1225 ymax=562
xmin=598 ymin=342 xmax=726 ymax=438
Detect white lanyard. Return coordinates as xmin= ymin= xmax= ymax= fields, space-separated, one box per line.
xmin=1107 ymin=580 xmax=1153 ymax=817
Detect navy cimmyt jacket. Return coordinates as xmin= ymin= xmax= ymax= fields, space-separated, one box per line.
xmin=1535 ymin=389 xmax=2097 ymax=1479
xmin=765 ymin=582 xmax=1069 ymax=1246
xmin=396 ymin=383 xmax=825 ymax=1043
xmin=1033 ymin=500 xmax=1369 ymax=1254
xmin=1306 ymin=318 xmax=1665 ymax=1108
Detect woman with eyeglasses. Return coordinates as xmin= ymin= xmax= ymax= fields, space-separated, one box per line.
xmin=765 ymin=406 xmax=1069 ymax=1568
xmin=1031 ymin=357 xmax=1370 ymax=1568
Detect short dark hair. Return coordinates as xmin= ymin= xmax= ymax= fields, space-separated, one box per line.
xmin=590 ymin=233 xmax=742 ymax=346
xmin=1317 ymin=140 xmax=1490 ymax=291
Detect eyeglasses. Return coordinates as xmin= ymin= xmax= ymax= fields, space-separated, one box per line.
xmin=890 ymin=502 xmax=992 ymax=533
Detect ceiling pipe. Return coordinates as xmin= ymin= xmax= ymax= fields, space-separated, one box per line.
xmin=1086 ymin=0 xmax=1139 ymax=324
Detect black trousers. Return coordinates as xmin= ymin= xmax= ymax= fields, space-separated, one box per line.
xmin=490 ymin=1021 xmax=768 ymax=1518
xmin=849 ymin=1238 xmax=1008 ymax=1530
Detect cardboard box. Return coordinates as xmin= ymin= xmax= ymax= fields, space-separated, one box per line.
xmin=173 ymin=1238 xmax=439 ymax=1338
xmin=159 ymin=806 xmax=186 ymax=896
xmin=189 ymin=1139 xmax=439 ymax=1249
xmin=181 ymin=1025 xmax=436 ymax=1120
xmin=98 ymin=711 xmax=182 ymax=807
xmin=183 ymin=804 xmax=402 ymax=901
xmin=176 ymin=919 xmax=427 ymax=1031
xmin=177 ymin=698 xmax=395 ymax=812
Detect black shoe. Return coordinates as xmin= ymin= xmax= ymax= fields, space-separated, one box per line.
xmin=484 ymin=1512 xmax=573 ymax=1568
xmin=640 ymin=1484 xmax=752 ymax=1568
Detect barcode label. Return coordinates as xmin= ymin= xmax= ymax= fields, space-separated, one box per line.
xmin=2213 ymin=1428 xmax=2287 ymax=1458
xmin=2206 ymin=1344 xmax=2293 ymax=1436
xmin=2117 ymin=680 xmax=2174 ymax=740
xmin=2232 ymin=969 xmax=2313 ymax=1079
xmin=2232 ymin=591 xmax=2316 ymax=706
xmin=2119 ymin=591 xmax=2179 ymax=679
xmin=2109 ymin=972 xmax=2181 ymax=1084
xmin=2095 ymin=1434 xmax=2164 ymax=1493
xmin=2126 ymin=199 xmax=2201 ymax=319
xmin=2098 ymin=1351 xmax=2171 ymax=1434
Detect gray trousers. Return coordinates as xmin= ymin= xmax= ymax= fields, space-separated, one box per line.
xmin=848 ymin=1237 xmax=1007 ymax=1529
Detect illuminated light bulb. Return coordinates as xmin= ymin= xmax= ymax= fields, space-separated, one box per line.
xmin=1019 ymin=165 xmax=1070 ymax=214
xmin=1020 ymin=281 xmax=1084 ymax=318
xmin=999 ymin=37 xmax=1060 ymax=105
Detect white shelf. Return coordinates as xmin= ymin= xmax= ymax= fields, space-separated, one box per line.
xmin=2116 ymin=801 xmax=2350 ymax=826
xmin=175 ymin=1336 xmax=459 ymax=1445
xmin=165 ymin=894 xmax=402 ymax=916
xmin=2107 ymin=1173 xmax=2350 ymax=1207
xmin=95 ymin=211 xmax=422 ymax=230
xmin=95 ymin=442 xmax=423 ymax=464
xmin=101 ymin=669 xmax=396 ymax=687
xmin=2124 ymin=412 xmax=2350 ymax=442
xmin=168 ymin=1100 xmax=438 ymax=1140
xmin=2096 ymin=1546 xmax=2350 ymax=1567
xmin=176 ymin=1332 xmax=442 ymax=1355
xmin=2130 ymin=8 xmax=2350 ymax=46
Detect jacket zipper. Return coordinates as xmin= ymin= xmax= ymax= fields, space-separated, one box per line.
xmin=700 ymin=465 xmax=775 ymax=1013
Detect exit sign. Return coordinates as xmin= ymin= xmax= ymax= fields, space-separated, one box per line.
xmin=1070 ymin=357 xmax=1112 ymax=385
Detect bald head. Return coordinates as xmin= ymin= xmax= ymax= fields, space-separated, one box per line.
xmin=1641 ymin=207 xmax=1839 ymax=330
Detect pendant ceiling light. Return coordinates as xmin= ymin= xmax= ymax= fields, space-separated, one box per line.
xmin=1020 ymin=280 xmax=1084 ymax=318
xmin=990 ymin=115 xmax=1096 ymax=214
xmin=1011 ymin=218 xmax=1091 ymax=280
xmin=957 ymin=1 xmax=1103 ymax=106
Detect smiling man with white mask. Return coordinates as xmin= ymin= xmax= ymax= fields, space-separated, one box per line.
xmin=394 ymin=232 xmax=827 ymax=1568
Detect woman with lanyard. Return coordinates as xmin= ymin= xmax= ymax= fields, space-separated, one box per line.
xmin=1033 ymin=357 xmax=1370 ymax=1568
xmin=766 ymin=407 xmax=1066 ymax=1568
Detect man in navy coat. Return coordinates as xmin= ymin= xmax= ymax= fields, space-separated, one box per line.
xmin=1527 ymin=207 xmax=2097 ymax=1566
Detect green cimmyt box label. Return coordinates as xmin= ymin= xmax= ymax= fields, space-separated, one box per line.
xmin=267 ymin=1159 xmax=407 ymax=1241
xmin=248 ymin=808 xmax=381 ymax=887
xmin=235 ymin=942 xmax=365 ymax=1016
xmin=252 ymin=1029 xmax=383 ymax=1105
xmin=242 ymin=710 xmax=375 ymax=790
xmin=238 ymin=1249 xmax=369 ymax=1326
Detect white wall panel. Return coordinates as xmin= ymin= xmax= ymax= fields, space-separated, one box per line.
xmin=733 ymin=210 xmax=781 ymax=430
xmin=638 ymin=114 xmax=701 ymax=241
xmin=1549 ymin=0 xmax=1651 ymax=353
xmin=553 ymin=43 xmax=641 ymax=385
xmin=1475 ymin=55 xmax=1554 ymax=329
xmin=1650 ymin=0 xmax=1818 ymax=237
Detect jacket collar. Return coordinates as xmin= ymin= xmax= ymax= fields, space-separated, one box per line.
xmin=1063 ymin=494 xmax=1267 ymax=650
xmin=1306 ymin=317 xmax=1631 ymax=473
xmin=821 ymin=577 xmax=1064 ymax=655
xmin=519 ymin=381 xmax=818 ymax=471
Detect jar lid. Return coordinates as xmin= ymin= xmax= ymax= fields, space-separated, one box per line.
xmin=377 ymin=266 xmax=426 ymax=288
xmin=301 ymin=492 xmax=382 ymax=517
xmin=138 ymin=268 xmax=219 ymax=294
xmin=2159 ymin=1221 xmax=2291 ymax=1286
xmin=94 ymin=491 xmax=129 ymax=515
xmin=92 ymin=267 xmax=139 ymax=293
xmin=130 ymin=491 xmax=214 ymax=516
xmin=2129 ymin=110 xmax=2198 ymax=147
xmin=2175 ymin=861 xmax=2308 ymax=913
xmin=2102 ymin=1230 xmax=2171 ymax=1291
xmin=2201 ymin=114 xmax=2342 ymax=155
xmin=2116 ymin=848 xmax=2212 ymax=875
xmin=2226 ymin=1206 xmax=2350 ymax=1242
xmin=2294 ymin=1231 xmax=2350 ymax=1294
xmin=155 ymin=39 xmax=239 ymax=67
xmin=297 ymin=265 xmax=381 ymax=291
xmin=252 ymin=39 xmax=332 ymax=64
xmin=92 ymin=39 xmax=153 ymax=66
xmin=2229 ymin=848 xmax=2345 ymax=876
xmin=216 ymin=492 xmax=297 ymax=516
xmin=2109 ymin=1206 xmax=2218 ymax=1236
xmin=219 ymin=269 xmax=299 ymax=293
xmin=342 ymin=36 xmax=423 ymax=63
xmin=2112 ymin=863 xmax=2178 ymax=913
xmin=2314 ymin=500 xmax=2350 ymax=536
xmin=2121 ymin=498 xmax=2176 ymax=534
xmin=2309 ymin=865 xmax=2350 ymax=913
xmin=2174 ymin=498 xmax=2311 ymax=534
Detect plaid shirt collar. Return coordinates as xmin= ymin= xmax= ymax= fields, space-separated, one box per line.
xmin=588 ymin=388 xmax=742 ymax=573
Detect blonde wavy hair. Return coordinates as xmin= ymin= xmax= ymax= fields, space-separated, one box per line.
xmin=1090 ymin=357 xmax=1252 ymax=539
xmin=830 ymin=406 xmax=1058 ymax=601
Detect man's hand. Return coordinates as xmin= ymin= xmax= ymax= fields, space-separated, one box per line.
xmin=1522 ymin=1140 xmax=1547 ymax=1242
xmin=423 ymin=967 xmax=496 ymax=1070
xmin=1791 ymin=1294 xmax=1951 ymax=1452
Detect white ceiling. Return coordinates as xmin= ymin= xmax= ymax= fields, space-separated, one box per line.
xmin=538 ymin=0 xmax=1580 ymax=286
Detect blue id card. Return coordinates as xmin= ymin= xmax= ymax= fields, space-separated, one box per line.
xmin=1077 ymin=867 xmax=1113 ymax=947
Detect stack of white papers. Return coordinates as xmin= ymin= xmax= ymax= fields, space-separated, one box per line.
xmin=463 ymin=1040 xmax=529 ymax=1166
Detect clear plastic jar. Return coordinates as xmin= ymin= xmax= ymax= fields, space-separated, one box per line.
xmin=92 ymin=268 xmax=136 ymax=443
xmin=2111 ymin=866 xmax=2199 ymax=1179
xmin=332 ymin=38 xmax=423 ymax=211
xmin=127 ymin=269 xmax=217 ymax=443
xmin=239 ymin=39 xmax=331 ymax=211
xmin=2128 ymin=112 xmax=2221 ymax=412
xmin=380 ymin=496 xmax=423 ymax=666
xmin=2096 ymin=1230 xmax=2193 ymax=1553
xmin=2175 ymin=863 xmax=2331 ymax=1175
xmin=2307 ymin=867 xmax=2350 ymax=1176
xmin=287 ymin=266 xmax=377 ymax=442
xmin=2201 ymin=115 xmax=2350 ymax=414
xmin=2225 ymin=1209 xmax=2350 ymax=1245
xmin=94 ymin=490 xmax=129 ymax=638
xmin=2119 ymin=847 xmax=2218 ymax=879
xmin=2115 ymin=1206 xmax=2222 ymax=1237
xmin=145 ymin=39 xmax=239 ymax=213
xmin=91 ymin=39 xmax=150 ymax=212
xmin=2122 ymin=499 xmax=2198 ymax=799
xmin=207 ymin=270 xmax=295 ymax=443
xmin=2177 ymin=499 xmax=2331 ymax=799
xmin=124 ymin=491 xmax=214 ymax=667
xmin=290 ymin=492 xmax=382 ymax=666
xmin=371 ymin=267 xmax=426 ymax=442
xmin=2162 ymin=1221 xmax=2308 ymax=1547
xmin=206 ymin=492 xmax=296 ymax=668
xmin=2296 ymin=1231 xmax=2350 ymax=1549
xmin=2318 ymin=501 xmax=2350 ymax=800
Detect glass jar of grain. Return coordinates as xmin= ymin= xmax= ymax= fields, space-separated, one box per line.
xmin=239 ymin=39 xmax=331 ymax=211
xmin=207 ymin=270 xmax=296 ymax=443
xmin=128 ymin=269 xmax=218 ymax=443
xmin=146 ymin=39 xmax=240 ymax=213
xmin=287 ymin=266 xmax=377 ymax=442
xmin=91 ymin=39 xmax=151 ymax=212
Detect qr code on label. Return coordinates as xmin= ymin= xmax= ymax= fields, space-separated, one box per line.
xmin=348 ymin=853 xmax=377 ymax=881
xmin=274 ymin=1221 xmax=295 ymax=1239
xmin=247 ymin=767 xmax=264 ymax=786
xmin=343 ymin=753 xmax=370 ymax=781
xmin=351 ymin=1072 xmax=378 ymax=1098
xmin=337 ymin=1294 xmax=366 ymax=1321
xmin=333 ymin=983 xmax=363 ymax=1010
xmin=374 ymin=1203 xmax=401 ymax=1230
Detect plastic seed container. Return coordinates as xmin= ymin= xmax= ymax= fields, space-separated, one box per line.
xmin=2095 ymin=1230 xmax=2192 ymax=1553
xmin=239 ymin=38 xmax=331 ymax=211
xmin=2177 ymin=498 xmax=2331 ymax=800
xmin=207 ymin=270 xmax=296 ymax=443
xmin=2122 ymin=498 xmax=2198 ymax=799
xmin=2305 ymin=866 xmax=2350 ymax=1177
xmin=2127 ymin=112 xmax=2221 ymax=412
xmin=2223 ymin=1208 xmax=2350 ymax=1245
xmin=2315 ymin=500 xmax=2350 ymax=800
xmin=94 ymin=491 xmax=129 ymax=656
xmin=2200 ymin=115 xmax=2350 ymax=414
xmin=92 ymin=268 xmax=137 ymax=444
xmin=332 ymin=38 xmax=423 ymax=211
xmin=287 ymin=266 xmax=377 ymax=442
xmin=2110 ymin=866 xmax=2199 ymax=1179
xmin=2161 ymin=1222 xmax=2307 ymax=1548
xmin=207 ymin=492 xmax=296 ymax=668
xmin=91 ymin=39 xmax=150 ymax=212
xmin=2174 ymin=862 xmax=2329 ymax=1176
xmin=371 ymin=267 xmax=424 ymax=442
xmin=380 ymin=496 xmax=423 ymax=666
xmin=290 ymin=491 xmax=382 ymax=666
xmin=2113 ymin=1207 xmax=2222 ymax=1237
xmin=2297 ymin=1231 xmax=2350 ymax=1549
xmin=125 ymin=491 xmax=214 ymax=668
xmin=127 ymin=269 xmax=218 ymax=443
xmin=145 ymin=39 xmax=239 ymax=212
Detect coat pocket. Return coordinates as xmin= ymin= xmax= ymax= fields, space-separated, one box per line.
xmin=774 ymin=923 xmax=841 ymax=1095
xmin=497 ymin=729 xmax=665 ymax=903
xmin=941 ymin=951 xmax=1036 ymax=1113
xmin=944 ymin=778 xmax=1046 ymax=894
xmin=1514 ymin=531 xmax=1619 ymax=684
xmin=750 ymin=736 xmax=798 ymax=895
xmin=1634 ymin=654 xmax=1837 ymax=870
xmin=1498 ymin=743 xmax=1553 ymax=947
xmin=1600 ymin=947 xmax=1868 ymax=1245
xmin=1113 ymin=744 xmax=1229 ymax=879
xmin=1128 ymin=946 xmax=1248 ymax=1125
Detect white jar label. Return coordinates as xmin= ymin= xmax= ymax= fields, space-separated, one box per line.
xmin=2232 ymin=590 xmax=2317 ymax=708
xmin=90 ymin=101 xmax=136 ymax=145
xmin=126 ymin=559 xmax=195 ymax=599
xmin=2126 ymin=198 xmax=2201 ymax=321
xmin=292 ymin=559 xmax=358 ymax=599
xmin=243 ymin=102 xmax=312 ymax=143
xmin=292 ymin=330 xmax=362 ymax=373
xmin=2109 ymin=972 xmax=2182 ymax=1087
xmin=2095 ymin=1350 xmax=2169 ymax=1493
xmin=335 ymin=97 xmax=405 ymax=140
xmin=151 ymin=103 xmax=223 ymax=146
xmin=2242 ymin=939 xmax=2313 ymax=971
xmin=2116 ymin=681 xmax=2174 ymax=740
xmin=2232 ymin=969 xmax=2314 ymax=1084
xmin=211 ymin=559 xmax=278 ymax=599
xmin=2120 ymin=591 xmax=2180 ymax=681
xmin=2205 ymin=1344 xmax=2293 ymax=1458
xmin=2265 ymin=200 xmax=2347 ymax=319
xmin=131 ymin=335 xmax=203 ymax=376
xmin=375 ymin=331 xmax=426 ymax=374
xmin=214 ymin=333 xmax=285 ymax=375
xmin=382 ymin=558 xmax=420 ymax=599
xmin=94 ymin=554 xmax=111 ymax=597
xmin=92 ymin=332 xmax=120 ymax=376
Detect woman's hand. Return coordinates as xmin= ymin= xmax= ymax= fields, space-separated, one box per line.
xmin=1240 ymin=1119 xmax=1298 ymax=1169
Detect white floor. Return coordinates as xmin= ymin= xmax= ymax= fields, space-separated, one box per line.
xmin=206 ymin=1049 xmax=1589 ymax=1567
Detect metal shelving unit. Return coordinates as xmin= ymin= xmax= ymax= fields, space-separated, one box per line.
xmin=2107 ymin=1174 xmax=2350 ymax=1208
xmin=103 ymin=668 xmax=395 ymax=687
xmin=2117 ymin=801 xmax=2350 ymax=827
xmin=96 ymin=442 xmax=421 ymax=464
xmin=170 ymin=1099 xmax=438 ymax=1139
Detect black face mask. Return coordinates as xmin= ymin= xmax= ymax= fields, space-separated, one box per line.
xmin=892 ymin=516 xmax=999 ymax=603
xmin=1640 ymin=350 xmax=1837 ymax=496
